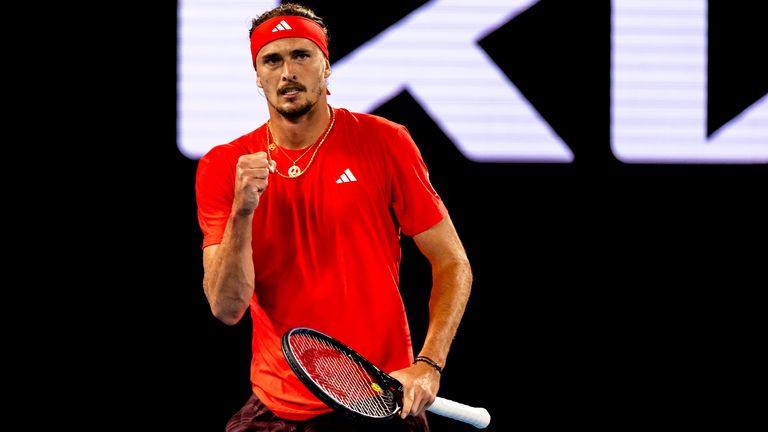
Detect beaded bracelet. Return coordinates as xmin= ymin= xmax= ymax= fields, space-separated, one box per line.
xmin=413 ymin=355 xmax=443 ymax=374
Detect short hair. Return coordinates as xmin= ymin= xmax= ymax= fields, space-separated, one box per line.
xmin=249 ymin=3 xmax=330 ymax=48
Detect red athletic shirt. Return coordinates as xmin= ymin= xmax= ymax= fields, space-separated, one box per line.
xmin=195 ymin=107 xmax=447 ymax=420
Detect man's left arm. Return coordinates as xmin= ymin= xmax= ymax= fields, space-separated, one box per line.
xmin=393 ymin=213 xmax=473 ymax=418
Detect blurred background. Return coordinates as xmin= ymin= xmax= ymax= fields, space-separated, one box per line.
xmin=76 ymin=1 xmax=765 ymax=430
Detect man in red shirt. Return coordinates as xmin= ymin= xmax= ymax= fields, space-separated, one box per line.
xmin=195 ymin=3 xmax=473 ymax=431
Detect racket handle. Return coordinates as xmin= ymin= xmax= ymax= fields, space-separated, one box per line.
xmin=428 ymin=397 xmax=491 ymax=429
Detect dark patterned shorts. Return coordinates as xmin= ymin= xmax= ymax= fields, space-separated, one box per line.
xmin=226 ymin=393 xmax=430 ymax=432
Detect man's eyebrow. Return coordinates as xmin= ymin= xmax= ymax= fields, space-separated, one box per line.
xmin=261 ymin=48 xmax=311 ymax=60
xmin=261 ymin=52 xmax=281 ymax=61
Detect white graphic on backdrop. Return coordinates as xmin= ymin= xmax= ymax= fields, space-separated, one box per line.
xmin=178 ymin=0 xmax=572 ymax=162
xmin=179 ymin=0 xmax=767 ymax=163
xmin=612 ymin=0 xmax=767 ymax=163
xmin=328 ymin=0 xmax=572 ymax=162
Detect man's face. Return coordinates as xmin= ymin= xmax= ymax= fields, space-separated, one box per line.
xmin=256 ymin=37 xmax=330 ymax=119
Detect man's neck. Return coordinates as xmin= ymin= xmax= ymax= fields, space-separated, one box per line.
xmin=270 ymin=103 xmax=331 ymax=150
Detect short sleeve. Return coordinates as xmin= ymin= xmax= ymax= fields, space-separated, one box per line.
xmin=195 ymin=147 xmax=237 ymax=248
xmin=389 ymin=126 xmax=447 ymax=236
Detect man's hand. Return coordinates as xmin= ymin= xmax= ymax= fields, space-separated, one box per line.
xmin=234 ymin=151 xmax=276 ymax=214
xmin=389 ymin=362 xmax=441 ymax=418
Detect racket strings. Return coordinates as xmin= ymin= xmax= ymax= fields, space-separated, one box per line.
xmin=291 ymin=334 xmax=396 ymax=417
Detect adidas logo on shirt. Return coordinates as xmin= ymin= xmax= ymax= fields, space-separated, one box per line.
xmin=335 ymin=168 xmax=357 ymax=184
xmin=271 ymin=20 xmax=293 ymax=32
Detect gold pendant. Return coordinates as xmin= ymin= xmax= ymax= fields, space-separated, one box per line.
xmin=288 ymin=165 xmax=302 ymax=177
xmin=268 ymin=143 xmax=276 ymax=151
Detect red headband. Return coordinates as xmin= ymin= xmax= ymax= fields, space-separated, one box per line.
xmin=250 ymin=16 xmax=329 ymax=70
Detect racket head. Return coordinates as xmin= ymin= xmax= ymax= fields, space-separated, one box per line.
xmin=281 ymin=327 xmax=403 ymax=422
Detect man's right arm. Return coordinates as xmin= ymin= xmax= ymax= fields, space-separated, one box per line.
xmin=202 ymin=211 xmax=256 ymax=325
xmin=201 ymin=152 xmax=274 ymax=325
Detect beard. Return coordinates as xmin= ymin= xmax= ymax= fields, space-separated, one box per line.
xmin=273 ymin=81 xmax=325 ymax=120
xmin=276 ymin=100 xmax=313 ymax=119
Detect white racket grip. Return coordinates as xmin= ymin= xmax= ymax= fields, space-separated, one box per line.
xmin=428 ymin=397 xmax=491 ymax=429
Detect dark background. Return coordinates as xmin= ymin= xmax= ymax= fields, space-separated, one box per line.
xmin=67 ymin=1 xmax=764 ymax=430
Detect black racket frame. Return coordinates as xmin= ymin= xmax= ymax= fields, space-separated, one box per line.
xmin=281 ymin=327 xmax=404 ymax=423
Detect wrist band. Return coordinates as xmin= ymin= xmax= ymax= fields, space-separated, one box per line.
xmin=413 ymin=355 xmax=443 ymax=374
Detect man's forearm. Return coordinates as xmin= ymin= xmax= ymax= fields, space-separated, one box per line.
xmin=419 ymin=258 xmax=473 ymax=367
xmin=203 ymin=211 xmax=256 ymax=325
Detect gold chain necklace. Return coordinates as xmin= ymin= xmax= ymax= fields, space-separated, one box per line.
xmin=268 ymin=131 xmax=316 ymax=176
xmin=266 ymin=106 xmax=335 ymax=178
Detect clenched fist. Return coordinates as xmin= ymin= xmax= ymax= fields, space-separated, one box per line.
xmin=234 ymin=151 xmax=277 ymax=214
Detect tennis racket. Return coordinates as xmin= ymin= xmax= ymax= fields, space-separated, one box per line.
xmin=281 ymin=327 xmax=491 ymax=429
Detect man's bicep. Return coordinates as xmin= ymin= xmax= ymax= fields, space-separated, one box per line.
xmin=412 ymin=215 xmax=467 ymax=266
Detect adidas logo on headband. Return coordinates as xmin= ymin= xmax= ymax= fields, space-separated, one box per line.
xmin=271 ymin=20 xmax=292 ymax=32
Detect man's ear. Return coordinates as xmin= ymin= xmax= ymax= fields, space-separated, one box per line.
xmin=257 ymin=75 xmax=263 ymax=87
xmin=324 ymin=60 xmax=331 ymax=78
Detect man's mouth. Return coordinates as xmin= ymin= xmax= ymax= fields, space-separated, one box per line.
xmin=279 ymin=86 xmax=304 ymax=95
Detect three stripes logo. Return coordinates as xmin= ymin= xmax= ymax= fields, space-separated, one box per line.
xmin=335 ymin=168 xmax=357 ymax=184
xmin=271 ymin=20 xmax=292 ymax=32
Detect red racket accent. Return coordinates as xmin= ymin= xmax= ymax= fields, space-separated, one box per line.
xmin=288 ymin=332 xmax=398 ymax=417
